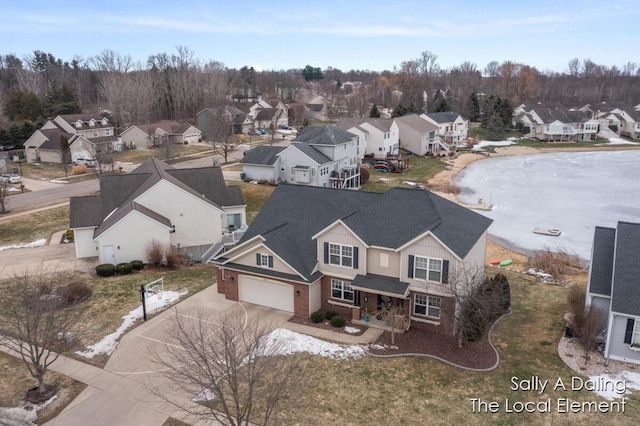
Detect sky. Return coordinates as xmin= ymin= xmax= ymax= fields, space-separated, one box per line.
xmin=1 ymin=0 xmax=639 ymax=73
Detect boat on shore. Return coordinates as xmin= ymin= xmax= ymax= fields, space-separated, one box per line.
xmin=533 ymin=227 xmax=562 ymax=236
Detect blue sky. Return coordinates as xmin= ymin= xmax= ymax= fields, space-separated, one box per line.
xmin=2 ymin=0 xmax=638 ymax=73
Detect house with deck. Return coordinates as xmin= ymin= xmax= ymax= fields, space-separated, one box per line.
xmin=335 ymin=118 xmax=399 ymax=159
xmin=585 ymin=221 xmax=640 ymax=365
xmin=70 ymin=157 xmax=246 ymax=265
xmin=514 ymin=106 xmax=599 ymax=142
xmin=395 ymin=114 xmax=446 ymax=155
xmin=214 ymin=184 xmax=492 ymax=335
xmin=422 ymin=112 xmax=469 ymax=146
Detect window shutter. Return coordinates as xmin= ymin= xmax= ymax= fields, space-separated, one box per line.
xmin=256 ymin=253 xmax=261 ymax=266
xmin=408 ymin=255 xmax=414 ymax=278
xmin=442 ymin=260 xmax=449 ymax=284
xmin=624 ymin=318 xmax=635 ymax=344
xmin=353 ymin=247 xmax=359 ymax=269
xmin=268 ymin=256 xmax=274 ymax=268
xmin=324 ymin=242 xmax=329 ymax=264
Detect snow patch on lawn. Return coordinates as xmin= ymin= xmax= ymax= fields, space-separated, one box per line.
xmin=588 ymin=371 xmax=640 ymax=400
xmin=0 ymin=239 xmax=47 ymax=252
xmin=0 ymin=395 xmax=57 ymax=426
xmin=473 ymin=140 xmax=516 ymax=150
xmin=261 ymin=328 xmax=365 ymax=359
xmin=76 ymin=289 xmax=187 ymax=358
xmin=600 ymin=137 xmax=639 ymax=145
xmin=344 ymin=326 xmax=361 ymax=334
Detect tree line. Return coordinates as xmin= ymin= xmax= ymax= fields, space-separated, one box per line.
xmin=1 ymin=47 xmax=639 ymax=147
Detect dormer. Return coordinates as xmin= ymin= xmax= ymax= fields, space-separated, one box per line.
xmin=89 ymin=119 xmax=96 ymax=127
xmin=75 ymin=120 xmax=83 ymax=129
xmin=101 ymin=118 xmax=109 ymax=126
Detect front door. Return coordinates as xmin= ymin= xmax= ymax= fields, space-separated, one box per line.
xmin=102 ymin=245 xmax=116 ymax=264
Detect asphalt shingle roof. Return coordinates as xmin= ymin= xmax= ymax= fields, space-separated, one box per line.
xmin=290 ymin=144 xmax=332 ymax=165
xmin=240 ymin=146 xmax=286 ymax=166
xmin=588 ymin=226 xmax=616 ymax=296
xmin=611 ymin=222 xmax=640 ymax=316
xmin=424 ymin=112 xmax=463 ymax=123
xmin=394 ymin=114 xmax=439 ymax=133
xmin=229 ymin=184 xmax=492 ymax=282
xmin=294 ymin=125 xmax=356 ymax=146
xmin=351 ymin=274 xmax=410 ymax=297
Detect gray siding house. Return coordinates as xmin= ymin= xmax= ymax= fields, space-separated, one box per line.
xmin=586 ymin=221 xmax=640 ymax=365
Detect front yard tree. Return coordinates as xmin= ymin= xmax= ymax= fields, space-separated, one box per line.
xmin=466 ymin=91 xmax=480 ymax=122
xmin=0 ymin=269 xmax=89 ymax=400
xmin=369 ymin=103 xmax=381 ymax=118
xmin=0 ymin=182 xmax=8 ymax=213
xmin=59 ymin=134 xmax=72 ymax=180
xmin=153 ymin=306 xmax=307 ymax=426
xmin=208 ymin=117 xmax=236 ymax=163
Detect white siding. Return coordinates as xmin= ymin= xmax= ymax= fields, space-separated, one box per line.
xmin=606 ymin=314 xmax=640 ymax=365
xmin=309 ymin=279 xmax=322 ymax=313
xmin=74 ymin=228 xmax=98 ymax=258
xmin=242 ymin=164 xmax=279 ymax=183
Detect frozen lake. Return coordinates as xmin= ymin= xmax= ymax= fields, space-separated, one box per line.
xmin=455 ymin=150 xmax=640 ymax=260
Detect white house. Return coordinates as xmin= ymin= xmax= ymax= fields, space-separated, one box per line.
xmin=69 ymin=157 xmax=246 ymax=264
xmin=336 ymin=118 xmax=399 ymax=158
xmin=421 ymin=112 xmax=469 ymax=146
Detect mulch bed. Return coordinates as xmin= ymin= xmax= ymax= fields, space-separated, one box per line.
xmin=289 ymin=315 xmax=498 ymax=369
xmin=368 ymin=327 xmax=497 ymax=370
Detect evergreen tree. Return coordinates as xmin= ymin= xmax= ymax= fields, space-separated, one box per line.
xmin=486 ymin=112 xmax=506 ymax=140
xmin=466 ymin=91 xmax=480 ymax=121
xmin=391 ymin=104 xmax=407 ymax=118
xmin=435 ymin=97 xmax=450 ymax=112
xmin=43 ymin=81 xmax=80 ymax=117
xmin=369 ymin=103 xmax=381 ymax=118
xmin=301 ymin=65 xmax=324 ymax=81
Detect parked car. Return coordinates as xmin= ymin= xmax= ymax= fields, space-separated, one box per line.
xmin=279 ymin=124 xmax=293 ymax=130
xmin=248 ymin=129 xmax=261 ymax=136
xmin=0 ymin=173 xmax=21 ymax=184
xmin=72 ymin=157 xmax=96 ymax=167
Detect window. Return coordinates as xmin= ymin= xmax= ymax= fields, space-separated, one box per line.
xmin=414 ymin=294 xmax=441 ymax=318
xmin=226 ymin=213 xmax=241 ymax=229
xmin=331 ymin=279 xmax=353 ymax=301
xmin=105 ymin=129 xmax=111 ymax=136
xmin=92 ymin=131 xmax=98 ymax=138
xmin=329 ymin=243 xmax=353 ymax=267
xmin=256 ymin=253 xmax=273 ymax=268
xmin=413 ymin=256 xmax=443 ymax=282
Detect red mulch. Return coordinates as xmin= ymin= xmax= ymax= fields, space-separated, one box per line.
xmin=368 ymin=327 xmax=497 ymax=370
xmin=289 ymin=315 xmax=499 ymax=370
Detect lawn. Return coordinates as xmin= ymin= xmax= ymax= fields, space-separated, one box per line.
xmin=273 ymin=269 xmax=640 ymax=425
xmin=0 ymin=205 xmax=70 ymax=246
xmin=361 ymin=156 xmax=448 ymax=193
xmin=230 ymin=181 xmax=275 ymax=224
xmin=115 ymin=144 xmax=213 ymax=164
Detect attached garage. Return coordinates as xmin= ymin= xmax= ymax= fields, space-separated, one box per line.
xmin=238 ymin=275 xmax=294 ymax=313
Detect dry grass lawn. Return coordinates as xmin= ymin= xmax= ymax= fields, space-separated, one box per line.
xmin=0 ymin=205 xmax=70 ymax=246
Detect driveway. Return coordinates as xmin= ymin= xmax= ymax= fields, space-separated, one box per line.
xmin=45 ymin=286 xmax=292 ymax=425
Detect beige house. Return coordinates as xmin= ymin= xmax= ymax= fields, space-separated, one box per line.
xmin=70 ymin=157 xmax=246 ymax=264
xmin=120 ymin=121 xmax=201 ymax=149
xmin=394 ymin=114 xmax=446 ymax=155
xmin=421 ymin=112 xmax=469 ymax=146
xmin=214 ymin=184 xmax=492 ymax=336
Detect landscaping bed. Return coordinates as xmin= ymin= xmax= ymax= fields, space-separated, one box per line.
xmin=288 ymin=315 xmax=365 ymax=336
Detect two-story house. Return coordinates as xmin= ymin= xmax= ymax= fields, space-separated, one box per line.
xmin=394 ymin=114 xmax=445 ymax=155
xmin=197 ymin=105 xmax=254 ymax=139
xmin=120 ymin=121 xmax=201 ymax=149
xmin=421 ymin=112 xmax=469 ymax=146
xmin=335 ymin=118 xmax=399 ymax=158
xmin=514 ymin=106 xmax=598 ymax=142
xmin=24 ymin=113 xmax=118 ymax=163
xmin=214 ymin=184 xmax=492 ymax=336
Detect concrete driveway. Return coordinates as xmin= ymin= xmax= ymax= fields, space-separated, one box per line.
xmin=45 ymin=285 xmax=292 ymax=425
xmin=0 ymin=243 xmax=98 ymax=279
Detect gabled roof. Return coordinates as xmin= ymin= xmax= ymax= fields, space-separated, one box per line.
xmin=133 ymin=121 xmax=196 ymax=136
xmin=255 ymin=108 xmax=277 ymax=120
xmin=588 ymin=226 xmax=616 ymax=297
xmin=94 ymin=201 xmax=172 ymax=238
xmin=395 ymin=114 xmax=439 ymax=133
xmin=223 ymin=185 xmax=492 ymax=282
xmin=424 ymin=112 xmax=465 ymax=123
xmin=38 ymin=128 xmax=74 ymax=150
xmin=530 ymin=107 xmax=591 ymax=124
xmin=294 ymin=125 xmax=356 ymax=146
xmin=241 ymin=146 xmax=286 ymax=166
xmin=305 ymin=103 xmax=326 ymax=112
xmin=336 ymin=118 xmax=393 ymax=133
xmin=289 ymin=144 xmax=332 ymax=165
xmin=70 ymin=157 xmax=244 ymax=235
xmin=610 ymin=222 xmax=640 ymax=316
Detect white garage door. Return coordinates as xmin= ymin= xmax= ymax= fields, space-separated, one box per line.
xmin=238 ymin=275 xmax=294 ymax=313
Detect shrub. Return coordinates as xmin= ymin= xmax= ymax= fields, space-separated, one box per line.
xmin=95 ymin=263 xmax=116 ymax=277
xmin=360 ymin=166 xmax=370 ymax=184
xmin=145 ymin=239 xmax=164 ymax=267
xmin=325 ymin=310 xmax=338 ymax=320
xmin=60 ymin=280 xmax=92 ymax=306
xmin=64 ymin=229 xmax=74 ymax=241
xmin=164 ymin=247 xmax=180 ymax=269
xmin=330 ymin=315 xmax=345 ymax=328
xmin=527 ymin=247 xmax=586 ymax=281
xmin=116 ymin=262 xmax=133 ymax=275
xmin=567 ymin=285 xmax=586 ymax=335
xmin=72 ymin=164 xmax=88 ymax=175
xmin=130 ymin=260 xmax=144 ymax=270
xmin=310 ymin=311 xmax=324 ymax=323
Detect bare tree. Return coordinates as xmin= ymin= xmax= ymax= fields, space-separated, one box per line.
xmin=58 ymin=134 xmax=72 ymax=180
xmin=152 ymin=306 xmax=307 ymax=426
xmin=0 ymin=182 xmax=8 ymax=213
xmin=580 ymin=304 xmax=606 ymax=365
xmin=0 ymin=269 xmax=89 ymax=399
xmin=208 ymin=117 xmax=237 ymax=163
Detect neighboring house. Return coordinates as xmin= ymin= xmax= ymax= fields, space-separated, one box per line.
xmin=69 ymin=157 xmax=246 ymax=265
xmin=240 ymin=125 xmax=360 ymax=189
xmin=585 ymin=221 xmax=640 ymax=365
xmin=24 ymin=113 xmax=118 ymax=163
xmin=422 ymin=112 xmax=469 ymax=146
xmin=249 ymin=100 xmax=290 ymax=129
xmin=514 ymin=106 xmax=598 ymax=142
xmin=214 ymin=184 xmax=492 ymax=337
xmin=197 ymin=105 xmax=253 ymax=139
xmin=336 ymin=118 xmax=399 ymax=158
xmin=594 ymin=107 xmax=640 ymax=140
xmin=394 ymin=114 xmax=445 ymax=155
xmin=120 ymin=121 xmax=201 ymax=149
xmin=240 ymin=146 xmax=286 ymax=183
xmin=305 ymin=96 xmax=330 ymax=121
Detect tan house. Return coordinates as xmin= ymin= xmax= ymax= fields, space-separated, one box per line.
xmin=214 ymin=184 xmax=492 ymax=335
xmin=120 ymin=121 xmax=201 ymax=149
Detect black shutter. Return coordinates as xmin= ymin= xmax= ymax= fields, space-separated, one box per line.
xmin=324 ymin=242 xmax=329 ymax=264
xmin=268 ymin=256 xmax=274 ymax=268
xmin=256 ymin=253 xmax=261 ymax=266
xmin=624 ymin=318 xmax=635 ymax=344
xmin=353 ymin=247 xmax=359 ymax=269
xmin=442 ymin=260 xmax=449 ymax=284
xmin=408 ymin=255 xmax=414 ymax=278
